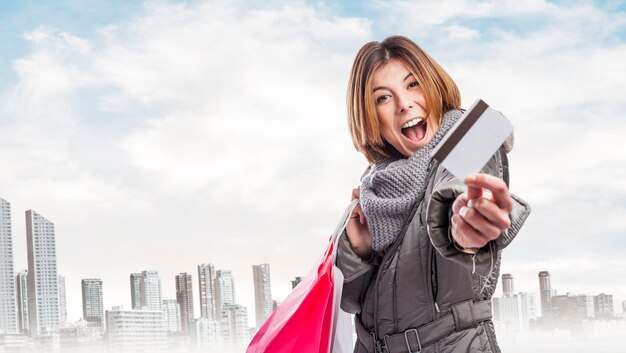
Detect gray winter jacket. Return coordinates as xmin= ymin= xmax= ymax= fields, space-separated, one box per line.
xmin=336 ymin=146 xmax=531 ymax=353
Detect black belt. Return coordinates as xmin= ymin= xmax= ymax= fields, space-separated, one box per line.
xmin=355 ymin=299 xmax=492 ymax=353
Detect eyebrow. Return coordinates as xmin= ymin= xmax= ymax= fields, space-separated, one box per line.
xmin=372 ymin=72 xmax=415 ymax=93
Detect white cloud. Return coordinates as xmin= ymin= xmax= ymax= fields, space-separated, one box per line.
xmin=370 ymin=0 xmax=556 ymax=29
xmin=2 ymin=0 xmax=626 ymax=328
xmin=0 ymin=1 xmax=372 ymax=325
xmin=444 ymin=24 xmax=481 ymax=39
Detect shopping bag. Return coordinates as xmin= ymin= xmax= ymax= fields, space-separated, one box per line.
xmin=331 ymin=268 xmax=354 ymax=353
xmin=246 ymin=200 xmax=358 ymax=353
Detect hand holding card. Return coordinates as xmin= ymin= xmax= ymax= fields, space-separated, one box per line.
xmin=432 ymin=99 xmax=515 ymax=250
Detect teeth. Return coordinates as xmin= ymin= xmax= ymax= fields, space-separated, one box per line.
xmin=401 ymin=118 xmax=423 ymax=129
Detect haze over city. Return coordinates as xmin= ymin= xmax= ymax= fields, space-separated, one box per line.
xmin=1 ymin=0 xmax=626 ymax=351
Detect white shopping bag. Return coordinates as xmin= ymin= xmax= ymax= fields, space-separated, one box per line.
xmin=331 ymin=267 xmax=354 ymax=353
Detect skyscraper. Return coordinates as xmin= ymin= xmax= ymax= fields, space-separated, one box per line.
xmin=0 ymin=197 xmax=17 ymax=333
xmin=16 ymin=270 xmax=29 ymax=333
xmin=502 ymin=273 xmax=514 ymax=296
xmin=58 ymin=275 xmax=67 ymax=328
xmin=140 ymin=270 xmax=162 ymax=311
xmin=551 ymin=293 xmax=594 ymax=323
xmin=253 ymin=264 xmax=272 ymax=328
xmin=191 ymin=317 xmax=222 ymax=352
xmin=26 ymin=210 xmax=60 ymax=336
xmin=162 ymin=299 xmax=182 ymax=333
xmin=175 ymin=273 xmax=194 ymax=332
xmin=221 ymin=304 xmax=250 ymax=352
xmin=216 ymin=270 xmax=236 ymax=317
xmin=496 ymin=292 xmax=536 ymax=332
xmin=198 ymin=263 xmax=217 ymax=321
xmin=538 ymin=271 xmax=552 ymax=319
xmin=130 ymin=273 xmax=142 ymax=310
xmin=82 ymin=278 xmax=104 ymax=328
xmin=594 ymin=293 xmax=614 ymax=318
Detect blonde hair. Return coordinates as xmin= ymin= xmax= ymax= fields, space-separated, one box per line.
xmin=347 ymin=35 xmax=461 ymax=164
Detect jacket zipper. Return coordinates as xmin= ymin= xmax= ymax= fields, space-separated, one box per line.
xmin=430 ymin=246 xmax=440 ymax=313
xmin=371 ymin=160 xmax=440 ymax=347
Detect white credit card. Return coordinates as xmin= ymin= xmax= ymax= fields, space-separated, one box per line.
xmin=431 ymin=99 xmax=513 ymax=182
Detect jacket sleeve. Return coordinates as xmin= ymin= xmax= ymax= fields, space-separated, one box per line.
xmin=425 ymin=147 xmax=531 ymax=274
xmin=336 ymin=228 xmax=377 ymax=314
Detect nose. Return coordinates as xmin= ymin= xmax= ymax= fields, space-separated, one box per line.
xmin=397 ymin=92 xmax=413 ymax=114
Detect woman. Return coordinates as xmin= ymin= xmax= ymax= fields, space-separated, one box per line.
xmin=336 ymin=35 xmax=531 ymax=353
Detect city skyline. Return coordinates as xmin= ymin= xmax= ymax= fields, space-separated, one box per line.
xmin=1 ymin=0 xmax=626 ymax=345
xmin=1 ymin=193 xmax=625 ymax=352
xmin=2 ymin=194 xmax=626 ymax=333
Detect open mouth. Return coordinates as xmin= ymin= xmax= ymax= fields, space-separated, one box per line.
xmin=401 ymin=118 xmax=427 ymax=143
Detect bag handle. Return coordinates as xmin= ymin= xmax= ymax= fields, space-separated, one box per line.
xmin=331 ymin=198 xmax=361 ymax=263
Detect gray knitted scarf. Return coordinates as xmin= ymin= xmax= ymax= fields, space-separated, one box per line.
xmin=360 ymin=109 xmax=462 ymax=252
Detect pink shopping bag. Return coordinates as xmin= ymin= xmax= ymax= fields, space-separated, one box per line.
xmin=246 ymin=200 xmax=358 ymax=353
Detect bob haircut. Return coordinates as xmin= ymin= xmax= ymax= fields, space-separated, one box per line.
xmin=347 ymin=35 xmax=461 ymax=164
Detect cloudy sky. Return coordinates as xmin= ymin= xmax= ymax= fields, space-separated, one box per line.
xmin=1 ymin=0 xmax=625 ymax=332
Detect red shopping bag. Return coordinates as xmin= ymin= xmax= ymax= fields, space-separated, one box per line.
xmin=246 ymin=200 xmax=358 ymax=353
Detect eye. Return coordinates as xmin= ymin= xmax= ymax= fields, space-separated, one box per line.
xmin=408 ymin=81 xmax=420 ymax=89
xmin=376 ymin=94 xmax=391 ymax=104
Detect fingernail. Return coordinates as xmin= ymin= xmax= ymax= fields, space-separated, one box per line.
xmin=483 ymin=189 xmax=493 ymax=200
xmin=467 ymin=199 xmax=474 ymax=208
xmin=460 ymin=206 xmax=469 ymax=218
xmin=466 ymin=175 xmax=476 ymax=183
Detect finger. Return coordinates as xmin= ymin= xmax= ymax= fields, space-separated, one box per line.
xmin=350 ymin=204 xmax=364 ymax=224
xmin=466 ymin=173 xmax=513 ymax=212
xmin=452 ymin=193 xmax=469 ymax=215
xmin=467 ymin=198 xmax=511 ymax=229
xmin=458 ymin=206 xmax=501 ymax=241
xmin=351 ymin=187 xmax=360 ymax=201
xmin=451 ymin=214 xmax=491 ymax=248
xmin=356 ymin=206 xmax=366 ymax=225
xmin=466 ymin=184 xmax=482 ymax=200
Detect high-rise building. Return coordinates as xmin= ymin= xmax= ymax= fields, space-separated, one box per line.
xmin=81 ymin=279 xmax=104 ymax=328
xmin=58 ymin=275 xmax=67 ymax=328
xmin=162 ymin=299 xmax=181 ymax=333
xmin=253 ymin=264 xmax=272 ymax=328
xmin=191 ymin=317 xmax=222 ymax=352
xmin=496 ymin=292 xmax=536 ymax=332
xmin=551 ymin=293 xmax=594 ymax=324
xmin=492 ymin=297 xmax=501 ymax=321
xmin=105 ymin=307 xmax=166 ymax=351
xmin=198 ymin=263 xmax=217 ymax=321
xmin=594 ymin=293 xmax=614 ymax=318
xmin=175 ymin=273 xmax=194 ymax=332
xmin=0 ymin=198 xmax=17 ymax=333
xmin=221 ymin=304 xmax=249 ymax=352
xmin=26 ymin=210 xmax=60 ymax=336
xmin=130 ymin=273 xmax=142 ymax=310
xmin=502 ymin=274 xmax=514 ymax=296
xmin=140 ymin=270 xmax=162 ymax=311
xmin=538 ymin=271 xmax=552 ymax=319
xmin=216 ymin=270 xmax=236 ymax=317
xmin=16 ymin=270 xmax=29 ymax=333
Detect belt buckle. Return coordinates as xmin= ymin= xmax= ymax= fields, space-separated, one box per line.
xmin=404 ymin=328 xmax=422 ymax=353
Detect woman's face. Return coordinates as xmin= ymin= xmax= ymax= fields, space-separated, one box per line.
xmin=371 ymin=59 xmax=440 ymax=158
